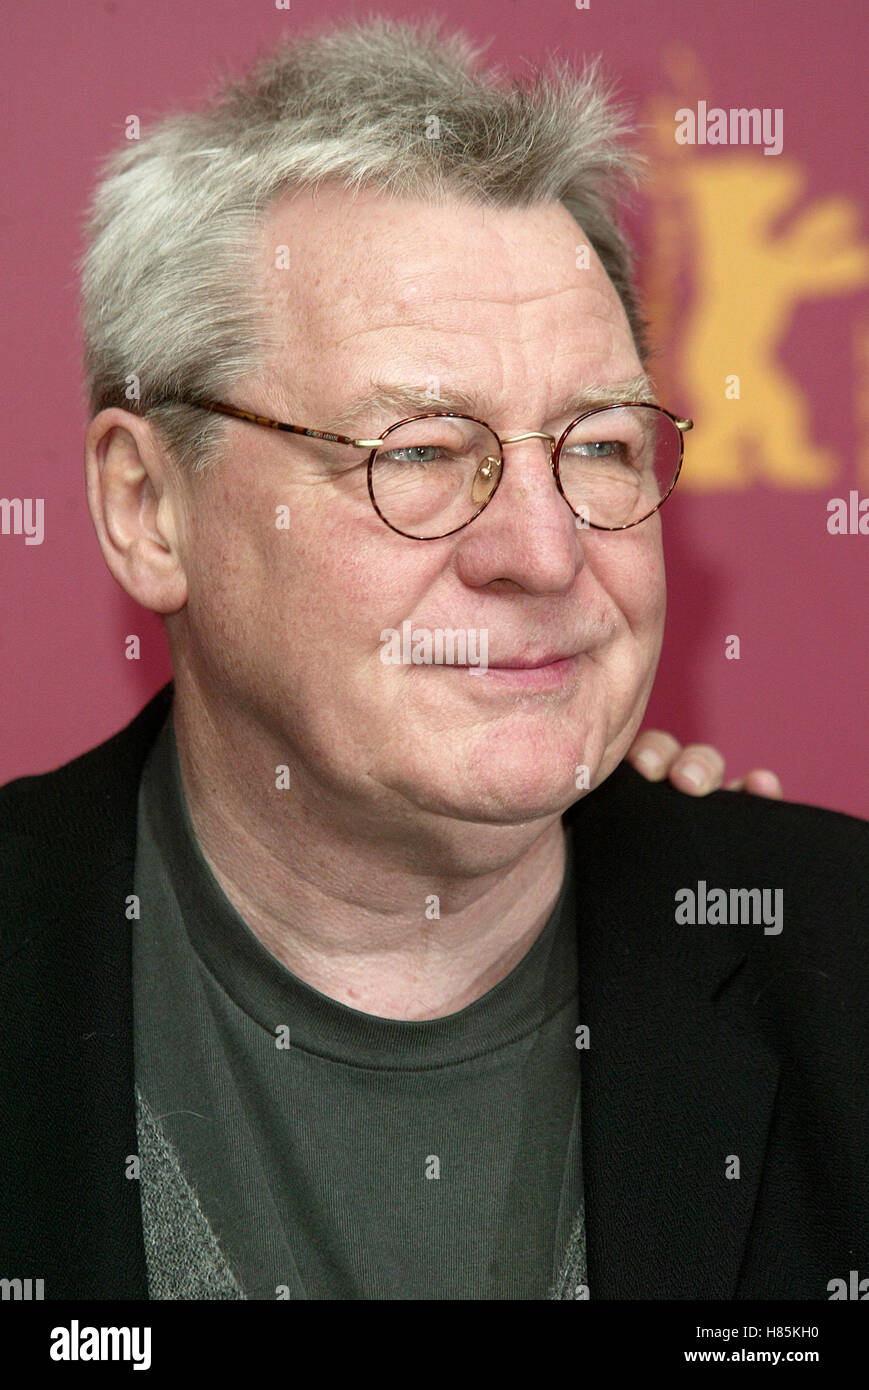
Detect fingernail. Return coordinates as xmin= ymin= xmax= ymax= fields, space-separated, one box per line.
xmin=679 ymin=761 xmax=704 ymax=788
xmin=635 ymin=749 xmax=663 ymax=775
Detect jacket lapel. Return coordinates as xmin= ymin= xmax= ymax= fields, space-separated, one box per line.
xmin=0 ymin=684 xmax=173 ymax=1299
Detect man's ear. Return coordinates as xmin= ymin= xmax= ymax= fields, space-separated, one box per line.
xmin=85 ymin=408 xmax=189 ymax=614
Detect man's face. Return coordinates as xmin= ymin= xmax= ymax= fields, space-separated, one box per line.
xmin=174 ymin=187 xmax=666 ymax=831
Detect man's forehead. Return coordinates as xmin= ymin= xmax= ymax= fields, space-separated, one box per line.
xmin=258 ymin=184 xmax=640 ymax=415
xmin=261 ymin=184 xmax=609 ymax=317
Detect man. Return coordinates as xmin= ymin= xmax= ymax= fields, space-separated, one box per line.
xmin=1 ymin=19 xmax=865 ymax=1302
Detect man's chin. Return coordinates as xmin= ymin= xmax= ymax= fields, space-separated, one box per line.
xmin=390 ymin=750 xmax=606 ymax=828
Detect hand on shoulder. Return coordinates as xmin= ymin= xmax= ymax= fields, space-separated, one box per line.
xmin=627 ymin=729 xmax=783 ymax=800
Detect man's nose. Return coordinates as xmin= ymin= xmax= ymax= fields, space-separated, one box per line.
xmin=456 ymin=432 xmax=583 ymax=594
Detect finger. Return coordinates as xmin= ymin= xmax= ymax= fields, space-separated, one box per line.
xmin=667 ymin=743 xmax=727 ymax=796
xmin=741 ymin=769 xmax=784 ymax=799
xmin=626 ymin=729 xmax=683 ymax=781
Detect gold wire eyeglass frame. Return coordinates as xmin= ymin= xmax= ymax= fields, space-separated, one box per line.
xmin=172 ymin=397 xmax=694 ymax=540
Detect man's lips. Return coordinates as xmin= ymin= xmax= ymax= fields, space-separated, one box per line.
xmin=482 ymin=652 xmax=577 ymax=669
xmin=463 ymin=652 xmax=582 ymax=690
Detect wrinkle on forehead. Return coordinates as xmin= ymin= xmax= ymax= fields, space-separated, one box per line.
xmin=262 ymin=185 xmax=611 ymax=312
xmin=339 ymin=250 xmax=622 ymax=329
xmin=330 ymin=290 xmax=632 ymax=350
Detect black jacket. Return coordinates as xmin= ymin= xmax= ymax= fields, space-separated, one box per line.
xmin=1 ymin=684 xmax=867 ymax=1299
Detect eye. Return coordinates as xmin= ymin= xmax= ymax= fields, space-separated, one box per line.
xmin=378 ymin=444 xmax=445 ymax=466
xmin=573 ymin=439 xmax=627 ymax=459
xmin=562 ymin=437 xmax=634 ymax=466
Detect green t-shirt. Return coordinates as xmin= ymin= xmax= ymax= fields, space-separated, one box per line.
xmin=132 ymin=712 xmax=586 ymax=1299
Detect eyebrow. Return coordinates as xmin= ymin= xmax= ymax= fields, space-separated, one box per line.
xmin=326 ymin=374 xmax=658 ymax=434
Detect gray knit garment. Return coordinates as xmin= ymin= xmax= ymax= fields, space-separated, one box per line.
xmin=136 ymin=1086 xmax=245 ymax=1300
xmin=548 ymin=1208 xmax=590 ymax=1299
xmin=135 ymin=1084 xmax=587 ymax=1300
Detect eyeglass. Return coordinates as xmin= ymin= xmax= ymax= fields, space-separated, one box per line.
xmin=174 ymin=397 xmax=693 ymax=540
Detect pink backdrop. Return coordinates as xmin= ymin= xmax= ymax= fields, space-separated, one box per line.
xmin=1 ymin=0 xmax=866 ymax=817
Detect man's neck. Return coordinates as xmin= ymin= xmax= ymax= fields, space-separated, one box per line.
xmin=171 ymin=701 xmax=568 ymax=1022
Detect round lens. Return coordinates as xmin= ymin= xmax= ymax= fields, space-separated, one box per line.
xmin=557 ymin=405 xmax=681 ymax=528
xmin=370 ymin=415 xmax=502 ymax=539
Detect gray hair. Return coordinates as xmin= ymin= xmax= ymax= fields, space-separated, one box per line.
xmin=80 ymin=16 xmax=647 ymax=472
